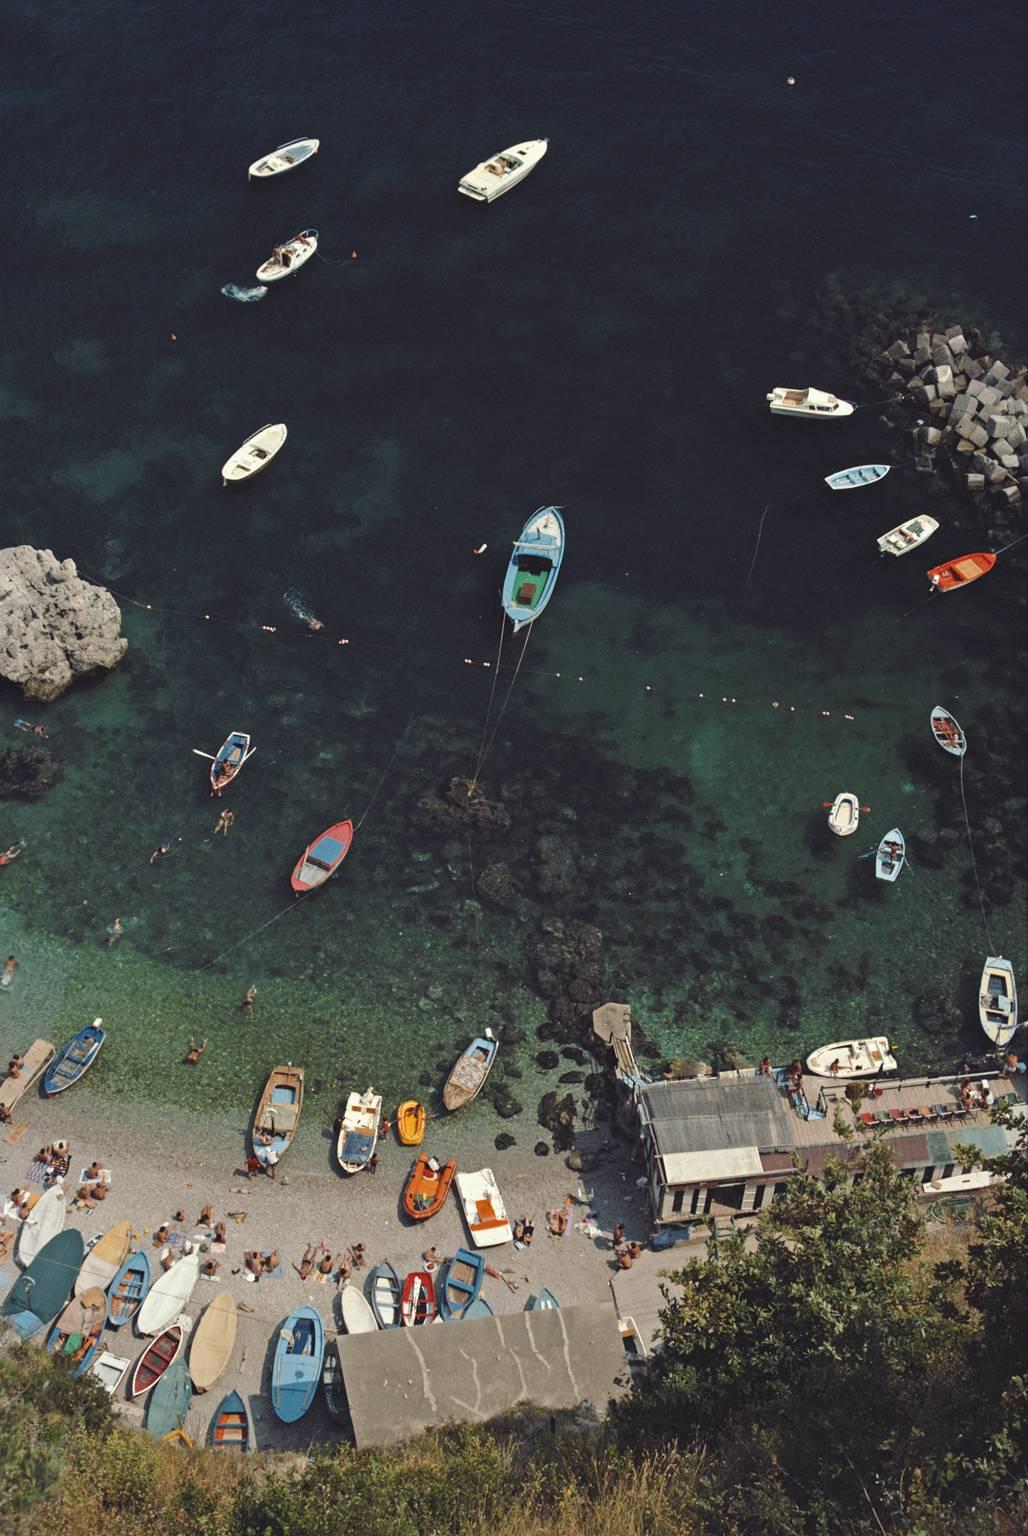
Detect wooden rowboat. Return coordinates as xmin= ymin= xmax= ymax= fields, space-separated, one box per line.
xmin=210 ymin=731 xmax=252 ymax=795
xmin=336 ymin=1086 xmax=381 ymax=1174
xmin=930 ymin=706 xmax=966 ymax=757
xmin=43 ymin=1019 xmax=105 ymax=1097
xmin=272 ymin=1306 xmax=324 ymax=1424
xmin=875 ymin=828 xmax=905 ymax=883
xmin=221 ymin=423 xmax=287 ymax=485
xmin=189 ymin=1292 xmax=238 ymax=1392
xmin=396 ymin=1100 xmax=426 ymax=1145
xmin=210 ymin=1389 xmax=254 ymax=1451
xmin=439 ymin=1248 xmax=484 ymax=1321
xmin=369 ymin=1262 xmax=402 ymax=1328
xmin=401 ymin=1270 xmax=436 ymax=1327
xmin=927 ymin=550 xmax=996 ymax=592
xmin=75 ymin=1218 xmax=131 ymax=1296
xmin=256 ymin=229 xmax=318 ymax=283
xmin=107 ymin=1249 xmax=151 ymax=1329
xmin=979 ymin=956 xmax=1018 ymax=1047
xmin=252 ymin=1064 xmax=304 ymax=1168
xmin=88 ymin=1349 xmax=131 ymax=1396
xmin=131 ymin=1320 xmax=189 ymax=1398
xmin=442 ymin=1032 xmax=497 ymax=1111
xmin=403 ymin=1154 xmax=457 ymax=1221
xmin=291 ymin=819 xmax=354 ymax=893
xmin=824 ymin=463 xmax=889 ymax=490
xmin=248 ymin=137 xmax=320 ymax=180
xmin=146 ymin=1358 xmax=192 ymax=1439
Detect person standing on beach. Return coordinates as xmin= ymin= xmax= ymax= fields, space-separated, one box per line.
xmin=2 ymin=955 xmax=17 ymax=988
xmin=264 ymin=1147 xmax=279 ymax=1180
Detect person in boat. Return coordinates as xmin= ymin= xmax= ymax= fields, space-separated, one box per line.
xmin=293 ymin=1243 xmax=317 ymax=1281
xmin=0 ymin=844 xmax=21 ymax=866
xmin=184 ymin=1038 xmax=207 ymax=1065
xmin=759 ymin=1056 xmax=772 ymax=1076
xmin=828 ymin=1059 xmax=842 ymax=1077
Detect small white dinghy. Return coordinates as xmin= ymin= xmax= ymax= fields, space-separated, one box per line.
xmin=767 ymin=387 xmax=855 ymax=419
xmin=256 ymin=229 xmax=318 ymax=283
xmin=340 ymin=1286 xmax=379 ymax=1334
xmin=877 ymin=514 xmax=939 ymax=557
xmin=221 ymin=423 xmax=287 ymax=485
xmin=875 ymin=828 xmax=905 ymax=882
xmin=825 ymin=464 xmax=890 ymax=490
xmin=806 ymin=1037 xmax=897 ymax=1078
xmin=458 ymin=139 xmax=548 ymax=202
xmin=979 ymin=956 xmax=1018 ymax=1047
xmin=455 ymin=1168 xmax=513 ymax=1248
xmin=248 ymin=137 xmax=320 ymax=180
xmin=828 ymin=792 xmax=860 ymax=837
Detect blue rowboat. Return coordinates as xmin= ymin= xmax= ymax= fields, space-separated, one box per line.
xmin=46 ymin=1288 xmax=106 ymax=1376
xmin=107 ymin=1249 xmax=151 ymax=1330
xmin=824 ymin=464 xmax=890 ymax=491
xmin=272 ymin=1305 xmax=324 ymax=1423
xmin=369 ymin=1262 xmax=402 ymax=1329
xmin=464 ymin=1297 xmax=495 ymax=1319
xmin=210 ymin=1389 xmax=253 ymax=1452
xmin=526 ymin=1287 xmax=560 ymax=1311
xmin=501 ymin=505 xmax=565 ymax=632
xmin=43 ymin=1019 xmax=105 ymax=1097
xmin=2 ymin=1230 xmax=84 ymax=1341
xmin=439 ymin=1247 xmax=484 ymax=1320
xmin=210 ymin=730 xmax=252 ymax=794
xmin=146 ymin=1357 xmax=192 ymax=1439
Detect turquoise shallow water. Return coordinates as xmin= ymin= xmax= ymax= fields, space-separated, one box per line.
xmin=1 ymin=0 xmax=1025 ymax=1150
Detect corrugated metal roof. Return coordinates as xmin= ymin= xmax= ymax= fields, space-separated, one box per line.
xmin=639 ymin=1076 xmax=796 ymax=1158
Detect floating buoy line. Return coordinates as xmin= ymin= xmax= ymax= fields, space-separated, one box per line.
xmin=83 ymin=569 xmax=863 ymax=725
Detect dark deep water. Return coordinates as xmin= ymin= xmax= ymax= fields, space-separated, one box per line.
xmin=1 ymin=0 xmax=1025 ymax=1132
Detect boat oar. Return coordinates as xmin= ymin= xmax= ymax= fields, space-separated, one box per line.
xmin=192 ymin=749 xmax=216 ymax=761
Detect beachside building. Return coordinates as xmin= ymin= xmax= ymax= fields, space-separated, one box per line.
xmin=632 ymin=1066 xmax=1024 ymax=1228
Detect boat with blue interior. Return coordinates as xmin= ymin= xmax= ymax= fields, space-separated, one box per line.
xmin=272 ymin=1305 xmax=324 ymax=1423
xmin=252 ymin=1064 xmax=304 ymax=1170
xmin=501 ymin=507 xmax=565 ymax=632
xmin=43 ymin=1019 xmax=105 ymax=1097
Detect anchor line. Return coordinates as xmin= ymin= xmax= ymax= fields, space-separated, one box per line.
xmin=992 ymin=530 xmax=1028 ymax=557
xmin=468 ymin=624 xmax=532 ymax=794
xmin=355 ymin=716 xmax=415 ymax=831
xmin=745 ymin=493 xmax=812 ymax=586
xmin=468 ymin=613 xmax=507 ymax=794
xmin=854 ymin=394 xmax=905 ymax=410
xmin=958 ymin=752 xmax=994 ymax=954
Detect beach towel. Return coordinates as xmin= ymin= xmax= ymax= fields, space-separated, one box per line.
xmin=260 ymin=1252 xmax=283 ymax=1278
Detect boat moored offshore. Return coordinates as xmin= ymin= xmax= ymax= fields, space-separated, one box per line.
xmin=877 ymin=514 xmax=939 ymax=556
xmin=767 ymin=387 xmax=855 ymax=419
xmin=458 ymin=138 xmax=548 ymax=202
xmin=824 ymin=464 xmax=889 ymax=490
xmin=979 ymin=957 xmax=1018 ymax=1047
xmin=248 ymin=137 xmax=320 ymax=180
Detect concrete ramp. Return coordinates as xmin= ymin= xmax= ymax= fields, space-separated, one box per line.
xmin=337 ymin=1303 xmax=626 ymax=1447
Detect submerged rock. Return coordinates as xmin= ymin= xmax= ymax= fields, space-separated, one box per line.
xmin=494 ymin=1133 xmax=516 ymax=1152
xmin=0 ymin=743 xmax=61 ymax=798
xmin=0 ymin=546 xmax=126 ymax=700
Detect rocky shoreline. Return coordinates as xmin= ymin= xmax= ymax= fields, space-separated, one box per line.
xmin=0 ymin=545 xmax=126 ymax=702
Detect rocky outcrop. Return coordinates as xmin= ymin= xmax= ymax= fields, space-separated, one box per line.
xmin=0 ymin=546 xmax=126 ymax=701
xmin=413 ymin=777 xmax=513 ymax=838
xmin=0 ymin=744 xmax=61 ymax=798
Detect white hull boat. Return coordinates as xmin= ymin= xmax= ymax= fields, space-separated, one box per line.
xmin=136 ymin=1251 xmax=200 ymax=1336
xmin=930 ymin=706 xmax=966 ymax=757
xmin=340 ymin=1286 xmax=379 ymax=1334
xmin=256 ymin=229 xmax=318 ymax=283
xmin=248 ymin=137 xmax=320 ymax=180
xmin=88 ymin=1349 xmax=131 ymax=1395
xmin=221 ymin=423 xmax=287 ymax=485
xmin=875 ymin=828 xmax=905 ymax=882
xmin=336 ymin=1086 xmax=382 ymax=1174
xmin=75 ymin=1219 xmax=131 ymax=1296
xmin=878 ymin=515 xmax=939 ymax=556
xmin=806 ymin=1037 xmax=897 ymax=1078
xmin=458 ymin=139 xmax=547 ymax=202
xmin=767 ymin=386 xmax=855 ymax=419
xmin=16 ymin=1184 xmax=66 ymax=1268
xmin=455 ymin=1167 xmax=513 ymax=1248
xmin=979 ymin=956 xmax=1018 ymax=1047
xmin=828 ymin=792 xmax=860 ymax=836
xmin=825 ymin=464 xmax=889 ymax=490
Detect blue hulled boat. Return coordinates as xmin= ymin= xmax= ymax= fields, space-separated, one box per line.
xmin=210 ymin=1389 xmax=253 ymax=1452
xmin=463 ymin=1297 xmax=495 ymax=1319
xmin=526 ymin=1287 xmax=560 ymax=1311
xmin=501 ymin=506 xmax=565 ymax=632
xmin=2 ymin=1230 xmax=84 ymax=1341
xmin=43 ymin=1019 xmax=105 ymax=1097
xmin=440 ymin=1247 xmax=485 ymax=1320
xmin=107 ymin=1248 xmax=151 ymax=1330
xmin=146 ymin=1358 xmax=192 ymax=1439
xmin=272 ymin=1305 xmax=325 ymax=1423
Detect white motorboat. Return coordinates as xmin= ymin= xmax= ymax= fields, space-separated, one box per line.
xmin=767 ymin=387 xmax=855 ymax=419
xmin=828 ymin=792 xmax=860 ymax=837
xmin=930 ymin=706 xmax=966 ymax=758
xmin=877 ymin=514 xmax=939 ymax=556
xmin=136 ymin=1251 xmax=200 ymax=1336
xmin=979 ymin=956 xmax=1018 ymax=1047
xmin=455 ymin=1168 xmax=512 ymax=1248
xmin=221 ymin=423 xmax=287 ymax=485
xmin=336 ymin=1086 xmax=382 ymax=1174
xmin=256 ymin=229 xmax=318 ymax=283
xmin=16 ymin=1184 xmax=66 ymax=1268
xmin=458 ymin=139 xmax=548 ymax=202
xmin=248 ymin=137 xmax=320 ymax=180
xmin=825 ymin=464 xmax=890 ymax=490
xmin=875 ymin=828 xmax=905 ymax=883
xmin=340 ymin=1286 xmax=379 ymax=1334
xmin=806 ymin=1037 xmax=897 ymax=1078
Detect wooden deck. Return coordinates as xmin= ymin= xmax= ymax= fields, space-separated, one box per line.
xmin=788 ymin=1068 xmax=1022 ymax=1148
xmin=0 ymin=1039 xmax=55 ymax=1112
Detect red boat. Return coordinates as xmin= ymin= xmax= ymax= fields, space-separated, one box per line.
xmin=129 ymin=1322 xmax=185 ymax=1398
xmin=401 ymin=1270 xmax=436 ymax=1327
xmin=290 ymin=819 xmax=354 ymax=893
xmin=927 ymin=551 xmax=996 ymax=592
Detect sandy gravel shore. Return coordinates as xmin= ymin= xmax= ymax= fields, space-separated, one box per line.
xmin=1 ymin=1091 xmax=660 ymax=1450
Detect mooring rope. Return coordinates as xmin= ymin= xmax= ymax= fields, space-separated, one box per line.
xmin=467 ymin=624 xmax=532 ymax=794
xmin=958 ymin=751 xmax=995 ymax=953
xmin=468 ymin=613 xmax=507 ymax=794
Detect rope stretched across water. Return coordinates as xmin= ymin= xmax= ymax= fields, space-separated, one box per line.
xmin=958 ymin=752 xmax=994 ymax=953
xmin=468 ymin=613 xmax=507 ymax=794
xmin=467 ymin=624 xmax=532 ymax=795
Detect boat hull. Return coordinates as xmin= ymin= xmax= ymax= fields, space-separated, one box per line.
xmin=875 ymin=828 xmax=905 ymax=883
xmin=2 ymin=1230 xmax=84 ymax=1340
xmin=930 ymin=706 xmax=966 ymax=757
xmin=877 ymin=515 xmax=938 ymax=556
xmin=189 ymin=1292 xmax=238 ymax=1392
xmin=336 ymin=1088 xmax=382 ymax=1174
xmin=211 ymin=731 xmax=251 ymax=794
xmin=828 ymin=793 xmax=859 ymax=836
xmin=210 ymin=1389 xmax=253 ymax=1451
xmin=340 ymin=1286 xmax=379 ymax=1334
xmin=401 ymin=1271 xmax=436 ymax=1326
xmin=369 ymin=1262 xmax=402 ymax=1328
xmin=43 ymin=1020 xmax=105 ymax=1096
xmin=825 ymin=464 xmax=889 ymax=490
xmin=979 ymin=956 xmax=1018 ymax=1047
xmin=107 ymin=1249 xmax=151 ymax=1329
xmin=136 ymin=1252 xmax=200 ymax=1336
xmin=455 ymin=1168 xmax=513 ymax=1248
xmin=251 ymin=1064 xmax=304 ymax=1168
xmin=75 ymin=1218 xmax=132 ymax=1296
xmin=806 ymin=1037 xmax=897 ymax=1078
xmin=526 ymin=1287 xmax=560 ymax=1311
xmin=221 ymin=423 xmax=287 ymax=484
xmin=291 ymin=819 xmax=354 ymax=892
xmin=927 ymin=551 xmax=996 ymax=592
xmin=439 ymin=1248 xmax=484 ymax=1321
xmin=396 ymin=1100 xmax=426 ymax=1145
xmin=146 ymin=1358 xmax=192 ymax=1439
xmin=248 ymin=137 xmax=320 ymax=180
xmin=500 ymin=506 xmax=565 ymax=631
xmin=403 ymin=1154 xmax=457 ymax=1221
xmin=16 ymin=1184 xmax=66 ymax=1268
xmin=272 ymin=1306 xmax=325 ymax=1423
xmin=458 ymin=139 xmax=547 ymax=202
xmin=256 ymin=229 xmax=318 ymax=283
xmin=131 ymin=1323 xmax=187 ymax=1398
xmin=443 ymin=1035 xmax=497 ymax=1111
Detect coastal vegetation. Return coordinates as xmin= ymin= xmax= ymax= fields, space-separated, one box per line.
xmin=4 ymin=1127 xmax=1025 ymax=1535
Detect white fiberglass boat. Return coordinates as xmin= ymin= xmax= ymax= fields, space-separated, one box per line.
xmin=877 ymin=514 xmax=939 ymax=556
xmin=828 ymin=792 xmax=860 ymax=837
xmin=825 ymin=464 xmax=889 ymax=490
xmin=875 ymin=828 xmax=906 ymax=883
xmin=248 ymin=138 xmax=320 ymax=180
xmin=767 ymin=387 xmax=855 ymax=419
xmin=256 ymin=229 xmax=318 ymax=283
xmin=458 ymin=139 xmax=548 ymax=202
xmin=221 ymin=423 xmax=287 ymax=485
xmin=455 ymin=1168 xmax=513 ymax=1248
xmin=979 ymin=956 xmax=1018 ymax=1047
xmin=336 ymin=1086 xmax=382 ymax=1174
xmin=806 ymin=1037 xmax=897 ymax=1078
xmin=137 ymin=1251 xmax=200 ymax=1336
xmin=16 ymin=1184 xmax=66 ymax=1268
